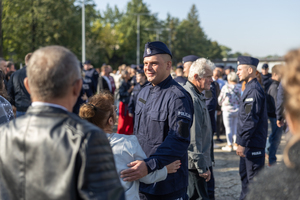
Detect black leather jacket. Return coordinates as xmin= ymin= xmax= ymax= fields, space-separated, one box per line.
xmin=0 ymin=106 xmax=125 ymax=200
xmin=7 ymin=66 xmax=31 ymax=111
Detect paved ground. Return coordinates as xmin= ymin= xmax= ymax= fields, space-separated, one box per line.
xmin=213 ymin=133 xmax=287 ymax=200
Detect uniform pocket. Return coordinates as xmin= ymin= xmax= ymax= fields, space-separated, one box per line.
xmin=148 ymin=111 xmax=168 ymax=145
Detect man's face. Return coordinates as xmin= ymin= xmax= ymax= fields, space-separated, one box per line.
xmin=144 ymin=54 xmax=171 ymax=86
xmin=183 ymin=62 xmax=192 ymax=77
xmin=216 ymin=67 xmax=224 ymax=75
xmin=261 ymin=68 xmax=268 ymax=75
xmin=225 ymin=69 xmax=230 ymax=75
xmin=237 ymin=65 xmax=250 ymax=82
xmin=213 ymin=69 xmax=219 ymax=80
xmin=194 ymin=68 xmax=213 ymax=91
xmin=0 ymin=61 xmax=6 ymax=74
xmin=83 ymin=64 xmax=90 ymax=70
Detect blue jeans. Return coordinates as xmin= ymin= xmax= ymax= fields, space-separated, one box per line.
xmin=266 ymin=117 xmax=283 ymax=165
xmin=16 ymin=111 xmax=26 ymax=117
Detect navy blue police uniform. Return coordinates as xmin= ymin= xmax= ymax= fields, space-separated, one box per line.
xmin=182 ymin=55 xmax=199 ymax=64
xmin=136 ymin=41 xmax=194 ymax=200
xmin=83 ymin=60 xmax=99 ymax=94
xmin=174 ymin=65 xmax=187 ymax=86
xmin=236 ymin=56 xmax=268 ymax=200
xmin=261 ymin=63 xmax=273 ymax=93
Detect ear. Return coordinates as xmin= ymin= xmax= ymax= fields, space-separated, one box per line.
xmin=247 ymin=66 xmax=253 ymax=75
xmin=108 ymin=116 xmax=114 ymax=126
xmin=24 ymin=77 xmax=31 ymax=94
xmin=193 ymin=74 xmax=198 ymax=80
xmin=73 ymin=79 xmax=82 ymax=97
xmin=166 ymin=61 xmax=172 ymax=71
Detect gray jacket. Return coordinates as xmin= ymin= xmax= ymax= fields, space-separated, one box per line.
xmin=0 ymin=106 xmax=125 ymax=200
xmin=184 ymin=81 xmax=212 ymax=173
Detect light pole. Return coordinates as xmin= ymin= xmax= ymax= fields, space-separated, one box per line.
xmin=134 ymin=13 xmax=148 ymax=65
xmin=82 ymin=0 xmax=85 ymax=63
xmin=144 ymin=27 xmax=171 ymax=50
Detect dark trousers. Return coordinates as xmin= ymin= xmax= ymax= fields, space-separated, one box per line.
xmin=206 ymin=166 xmax=215 ymax=200
xmin=188 ymin=169 xmax=209 ymax=200
xmin=216 ymin=112 xmax=225 ymax=138
xmin=139 ymin=188 xmax=188 ymax=200
xmin=239 ymin=149 xmax=265 ymax=200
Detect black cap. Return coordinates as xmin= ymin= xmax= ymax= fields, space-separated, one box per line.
xmin=84 ymin=60 xmax=91 ymax=64
xmin=215 ymin=65 xmax=224 ymax=69
xmin=143 ymin=41 xmax=172 ymax=58
xmin=224 ymin=65 xmax=233 ymax=70
xmin=177 ymin=65 xmax=183 ymax=70
xmin=237 ymin=56 xmax=259 ymax=67
xmin=182 ymin=55 xmax=199 ymax=64
xmin=262 ymin=63 xmax=269 ymax=69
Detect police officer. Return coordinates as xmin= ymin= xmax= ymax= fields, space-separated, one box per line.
xmin=120 ymin=41 xmax=194 ymax=200
xmin=236 ymin=56 xmax=268 ymax=200
xmin=83 ymin=60 xmax=99 ymax=94
xmin=174 ymin=65 xmax=187 ymax=85
xmin=261 ymin=63 xmax=272 ymax=93
xmin=182 ymin=55 xmax=199 ymax=78
xmin=128 ymin=69 xmax=148 ymax=121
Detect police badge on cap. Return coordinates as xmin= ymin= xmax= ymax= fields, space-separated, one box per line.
xmin=143 ymin=41 xmax=172 ymax=58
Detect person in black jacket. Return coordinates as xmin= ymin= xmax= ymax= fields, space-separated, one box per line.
xmin=0 ymin=45 xmax=125 ymax=200
xmin=7 ymin=53 xmax=32 ymax=117
xmin=265 ymin=64 xmax=284 ymax=165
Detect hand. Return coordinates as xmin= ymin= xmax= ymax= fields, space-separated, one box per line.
xmin=236 ymin=145 xmax=246 ymax=157
xmin=199 ymin=169 xmax=211 ymax=182
xmin=277 ymin=120 xmax=284 ymax=127
xmin=166 ymin=160 xmax=181 ymax=173
xmin=217 ymin=111 xmax=221 ymax=115
xmin=120 ymin=160 xmax=148 ymax=182
xmin=128 ymin=113 xmax=134 ymax=117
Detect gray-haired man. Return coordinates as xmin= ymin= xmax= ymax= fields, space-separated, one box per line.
xmin=183 ymin=58 xmax=215 ymax=200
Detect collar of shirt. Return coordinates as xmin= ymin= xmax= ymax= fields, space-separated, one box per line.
xmin=187 ymin=80 xmax=203 ymax=96
xmin=31 ymin=102 xmax=68 ymax=112
xmin=245 ymin=78 xmax=257 ymax=88
xmin=151 ymin=75 xmax=172 ymax=91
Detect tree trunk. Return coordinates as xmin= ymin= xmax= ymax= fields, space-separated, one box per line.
xmin=0 ymin=0 xmax=3 ymax=57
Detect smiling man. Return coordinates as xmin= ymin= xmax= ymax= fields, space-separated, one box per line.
xmin=120 ymin=41 xmax=194 ymax=200
xmin=236 ymin=56 xmax=268 ymax=200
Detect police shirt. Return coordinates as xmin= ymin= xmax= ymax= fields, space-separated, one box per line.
xmin=134 ymin=75 xmax=193 ymax=195
xmin=128 ymin=81 xmax=148 ymax=115
xmin=83 ymin=68 xmax=99 ymax=94
xmin=236 ymin=78 xmax=268 ymax=149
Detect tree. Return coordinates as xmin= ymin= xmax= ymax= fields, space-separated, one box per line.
xmin=0 ymin=0 xmax=3 ymax=57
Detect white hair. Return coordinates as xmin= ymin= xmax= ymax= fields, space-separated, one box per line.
xmin=188 ymin=58 xmax=215 ymax=80
xmin=227 ymin=72 xmax=238 ymax=82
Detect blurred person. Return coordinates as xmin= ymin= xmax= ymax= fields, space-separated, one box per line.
xmin=129 ymin=64 xmax=138 ymax=86
xmin=182 ymin=55 xmax=199 ymax=77
xmin=121 ymin=41 xmax=193 ymax=200
xmin=83 ymin=60 xmax=98 ymax=94
xmin=218 ymin=72 xmax=242 ymax=151
xmin=0 ymin=46 xmax=125 ymax=200
xmin=261 ymin=63 xmax=272 ymax=93
xmin=0 ymin=58 xmax=8 ymax=89
xmin=276 ymin=82 xmax=285 ymax=127
xmin=6 ymin=71 xmax=14 ymax=81
xmin=223 ymin=65 xmax=233 ymax=81
xmin=117 ymin=70 xmax=134 ymax=135
xmin=213 ymin=68 xmax=225 ymax=89
xmin=107 ymin=65 xmax=116 ymax=94
xmin=265 ymin=64 xmax=284 ymax=165
xmin=7 ymin=53 xmax=32 ymax=117
xmin=183 ymin=58 xmax=215 ymax=200
xmin=174 ymin=65 xmax=187 ymax=85
xmin=6 ymin=61 xmax=16 ymax=74
xmin=101 ymin=64 xmax=113 ymax=93
xmin=215 ymin=65 xmax=225 ymax=78
xmin=236 ymin=56 xmax=268 ymax=200
xmin=128 ymin=70 xmax=148 ymax=120
xmin=79 ymin=92 xmax=181 ymax=200
xmin=0 ymin=69 xmax=14 ymax=125
xmin=246 ymin=48 xmax=300 ymax=200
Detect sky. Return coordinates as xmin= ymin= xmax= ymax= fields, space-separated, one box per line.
xmin=93 ymin=0 xmax=300 ymax=58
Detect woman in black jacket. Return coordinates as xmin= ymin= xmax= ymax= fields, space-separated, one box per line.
xmin=117 ymin=70 xmax=134 ymax=135
xmin=247 ymin=49 xmax=300 ymax=200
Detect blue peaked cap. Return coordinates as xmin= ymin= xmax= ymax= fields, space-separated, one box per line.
xmin=182 ymin=55 xmax=199 ymax=63
xmin=237 ymin=56 xmax=259 ymax=67
xmin=143 ymin=41 xmax=172 ymax=58
xmin=262 ymin=63 xmax=269 ymax=69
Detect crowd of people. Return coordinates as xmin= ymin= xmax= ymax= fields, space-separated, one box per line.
xmin=0 ymin=41 xmax=298 ymax=200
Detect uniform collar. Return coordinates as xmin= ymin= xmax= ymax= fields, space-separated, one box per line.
xmin=151 ymin=75 xmax=172 ymax=90
xmin=245 ymin=78 xmax=258 ymax=87
xmin=31 ymin=102 xmax=68 ymax=112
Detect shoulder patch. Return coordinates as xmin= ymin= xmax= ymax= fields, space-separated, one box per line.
xmin=178 ymin=111 xmax=191 ymax=119
xmin=245 ymin=98 xmax=253 ymax=102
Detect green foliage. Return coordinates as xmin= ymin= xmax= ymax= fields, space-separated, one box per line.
xmin=1 ymin=0 xmax=226 ymax=68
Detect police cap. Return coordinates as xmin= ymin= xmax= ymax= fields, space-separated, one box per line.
xmin=215 ymin=64 xmax=224 ymax=69
xmin=84 ymin=60 xmax=91 ymax=64
xmin=131 ymin=64 xmax=137 ymax=69
xmin=177 ymin=65 xmax=183 ymax=70
xmin=262 ymin=63 xmax=269 ymax=69
xmin=224 ymin=65 xmax=233 ymax=70
xmin=182 ymin=55 xmax=199 ymax=64
xmin=237 ymin=56 xmax=259 ymax=67
xmin=143 ymin=41 xmax=172 ymax=58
